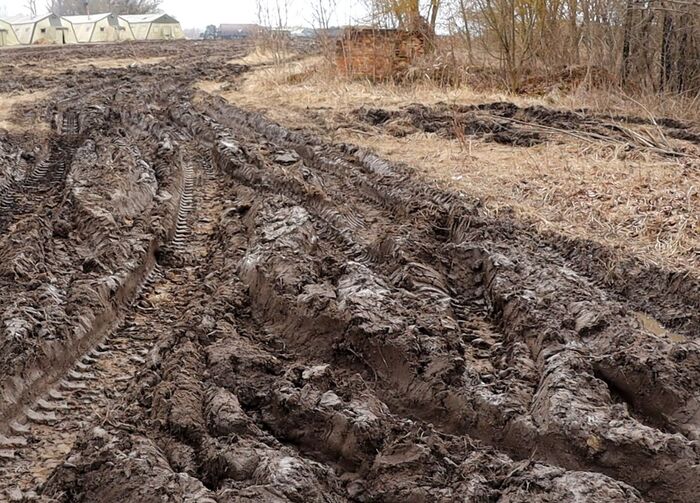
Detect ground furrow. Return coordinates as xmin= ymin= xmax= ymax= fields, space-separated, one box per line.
xmin=0 ymin=157 xmax=196 ymax=500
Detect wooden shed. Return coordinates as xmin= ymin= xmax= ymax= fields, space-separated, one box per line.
xmin=63 ymin=13 xmax=132 ymax=43
xmin=336 ymin=27 xmax=428 ymax=80
xmin=12 ymin=14 xmax=77 ymax=45
xmin=0 ymin=19 xmax=20 ymax=47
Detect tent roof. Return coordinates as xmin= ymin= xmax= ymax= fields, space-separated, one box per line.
xmin=62 ymin=13 xmax=112 ymax=24
xmin=119 ymin=13 xmax=178 ymax=24
xmin=10 ymin=13 xmax=57 ymax=25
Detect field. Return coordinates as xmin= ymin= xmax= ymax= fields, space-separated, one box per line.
xmin=0 ymin=40 xmax=699 ymax=502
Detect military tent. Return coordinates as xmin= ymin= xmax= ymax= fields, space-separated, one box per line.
xmin=12 ymin=14 xmax=77 ymax=45
xmin=62 ymin=13 xmax=132 ymax=43
xmin=0 ymin=19 xmax=20 ymax=47
xmin=119 ymin=14 xmax=184 ymax=41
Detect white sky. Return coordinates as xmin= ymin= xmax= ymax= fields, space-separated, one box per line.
xmin=0 ymin=0 xmax=369 ymax=30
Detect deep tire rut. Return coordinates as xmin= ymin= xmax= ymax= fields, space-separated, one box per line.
xmin=0 ymin=161 xmax=196 ymax=499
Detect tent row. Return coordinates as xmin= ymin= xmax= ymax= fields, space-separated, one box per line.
xmin=0 ymin=13 xmax=184 ymax=47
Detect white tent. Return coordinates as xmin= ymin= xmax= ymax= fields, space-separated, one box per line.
xmin=118 ymin=13 xmax=185 ymax=41
xmin=11 ymin=13 xmax=77 ymax=45
xmin=62 ymin=13 xmax=132 ymax=43
xmin=0 ymin=18 xmax=20 ymax=47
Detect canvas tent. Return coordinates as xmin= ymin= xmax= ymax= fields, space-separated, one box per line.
xmin=0 ymin=19 xmax=20 ymax=47
xmin=119 ymin=14 xmax=184 ymax=41
xmin=62 ymin=13 xmax=132 ymax=43
xmin=11 ymin=14 xmax=77 ymax=45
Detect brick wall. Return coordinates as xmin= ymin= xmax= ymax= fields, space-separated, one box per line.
xmin=336 ymin=28 xmax=427 ymax=80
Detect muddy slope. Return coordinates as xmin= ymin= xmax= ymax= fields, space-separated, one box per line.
xmin=0 ymin=44 xmax=249 ymax=497
xmin=40 ymin=95 xmax=700 ymax=503
xmin=353 ymin=101 xmax=700 ymax=335
xmin=0 ymin=42 xmax=697 ymax=503
xmin=41 ymin=104 xmax=649 ymax=502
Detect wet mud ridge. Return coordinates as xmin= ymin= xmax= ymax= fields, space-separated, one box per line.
xmin=0 ymin=43 xmax=699 ymax=502
xmin=354 ymin=102 xmax=700 ymax=153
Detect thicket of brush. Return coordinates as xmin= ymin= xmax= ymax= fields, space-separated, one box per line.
xmin=248 ymin=0 xmax=700 ymax=121
xmin=361 ymin=0 xmax=700 ymax=96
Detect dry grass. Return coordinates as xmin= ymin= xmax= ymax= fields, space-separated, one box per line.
xmin=72 ymin=56 xmax=167 ymax=70
xmin=0 ymin=90 xmax=50 ymax=132
xmin=200 ymin=57 xmax=700 ymax=273
xmin=220 ymin=57 xmax=523 ymax=115
xmin=353 ymin=132 xmax=698 ymax=271
xmin=555 ymin=87 xmax=700 ymax=128
xmin=228 ymin=48 xmax=297 ymax=66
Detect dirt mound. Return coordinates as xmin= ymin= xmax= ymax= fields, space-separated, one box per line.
xmin=354 ymin=102 xmax=700 ymax=153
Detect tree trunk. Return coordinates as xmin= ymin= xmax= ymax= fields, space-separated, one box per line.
xmin=429 ymin=0 xmax=440 ymax=32
xmin=621 ymin=0 xmax=634 ymax=86
xmin=458 ymin=0 xmax=474 ymax=63
xmin=660 ymin=7 xmax=673 ymax=91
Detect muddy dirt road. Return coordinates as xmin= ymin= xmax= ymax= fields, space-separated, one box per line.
xmin=0 ymin=41 xmax=699 ymax=502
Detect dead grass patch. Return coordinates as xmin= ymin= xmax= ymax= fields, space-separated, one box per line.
xmin=0 ymin=90 xmax=51 ymax=132
xmin=72 ymin=56 xmax=167 ymax=70
xmin=228 ymin=48 xmax=298 ymax=66
xmin=555 ymin=88 xmax=700 ymax=129
xmin=200 ymin=57 xmax=700 ymax=273
xmin=221 ymin=58 xmax=523 ymax=114
xmin=349 ymin=131 xmax=698 ymax=271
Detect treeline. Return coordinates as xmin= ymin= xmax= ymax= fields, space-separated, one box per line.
xmin=365 ymin=0 xmax=700 ymax=94
xmin=44 ymin=0 xmax=161 ymax=15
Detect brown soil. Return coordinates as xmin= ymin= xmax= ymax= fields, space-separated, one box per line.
xmin=0 ymin=40 xmax=699 ymax=503
xmin=354 ymin=102 xmax=700 ymax=152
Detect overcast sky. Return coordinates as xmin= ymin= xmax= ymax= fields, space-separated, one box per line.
xmin=0 ymin=0 xmax=368 ymax=29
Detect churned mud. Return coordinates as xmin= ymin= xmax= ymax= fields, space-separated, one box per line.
xmin=354 ymin=102 xmax=700 ymax=153
xmin=0 ymin=41 xmax=699 ymax=503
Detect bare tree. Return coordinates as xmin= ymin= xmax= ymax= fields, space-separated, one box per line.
xmin=310 ymin=0 xmax=337 ymax=60
xmin=450 ymin=0 xmax=475 ymax=62
xmin=365 ymin=0 xmax=441 ymax=32
xmin=26 ymin=0 xmax=38 ymax=16
xmin=46 ymin=0 xmax=59 ymax=14
xmin=47 ymin=0 xmax=162 ymax=15
xmin=428 ymin=0 xmax=441 ymax=30
xmin=255 ymin=0 xmax=293 ymax=63
xmin=256 ymin=0 xmax=291 ymax=29
xmin=311 ymin=0 xmax=337 ymax=30
xmin=472 ymin=0 xmax=540 ymax=89
xmin=362 ymin=0 xmax=699 ymax=94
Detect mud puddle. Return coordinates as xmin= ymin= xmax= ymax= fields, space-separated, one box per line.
xmin=635 ymin=311 xmax=686 ymax=342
